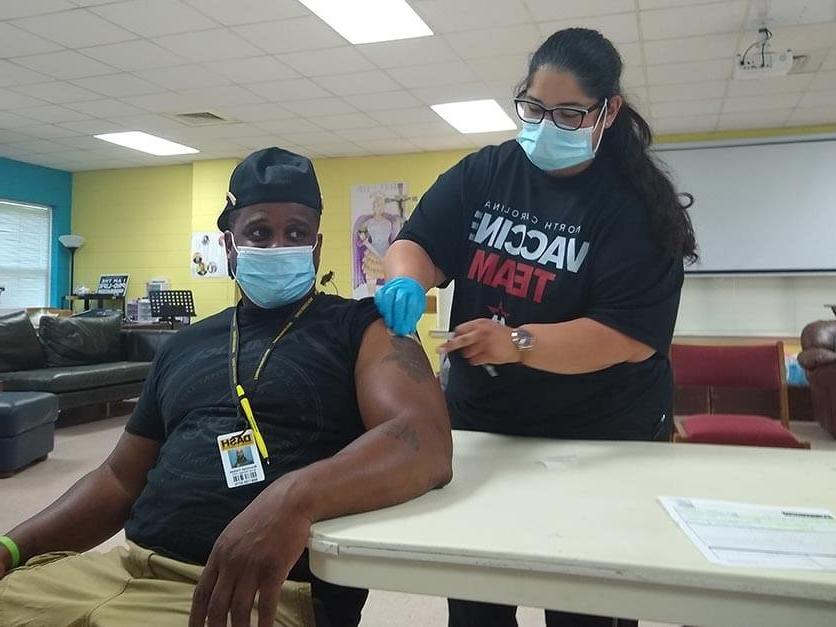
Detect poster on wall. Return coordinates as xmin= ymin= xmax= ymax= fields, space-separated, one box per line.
xmin=351 ymin=182 xmax=415 ymax=299
xmin=190 ymin=231 xmax=228 ymax=278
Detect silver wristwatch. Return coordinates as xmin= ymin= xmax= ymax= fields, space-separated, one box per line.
xmin=510 ymin=328 xmax=536 ymax=352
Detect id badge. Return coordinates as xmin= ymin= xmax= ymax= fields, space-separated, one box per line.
xmin=217 ymin=429 xmax=265 ymax=489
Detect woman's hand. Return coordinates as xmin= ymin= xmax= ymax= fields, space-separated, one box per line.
xmin=189 ymin=479 xmax=312 ymax=627
xmin=439 ymin=319 xmax=521 ymax=366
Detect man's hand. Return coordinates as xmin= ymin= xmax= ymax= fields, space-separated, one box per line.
xmin=439 ymin=319 xmax=521 ymax=366
xmin=189 ymin=478 xmax=312 ymax=627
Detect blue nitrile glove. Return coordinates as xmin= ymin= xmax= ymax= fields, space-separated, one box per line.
xmin=375 ymin=276 xmax=426 ymax=336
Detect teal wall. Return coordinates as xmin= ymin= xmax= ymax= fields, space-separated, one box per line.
xmin=0 ymin=157 xmax=72 ymax=307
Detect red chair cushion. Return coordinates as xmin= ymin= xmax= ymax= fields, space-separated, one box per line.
xmin=680 ymin=414 xmax=807 ymax=448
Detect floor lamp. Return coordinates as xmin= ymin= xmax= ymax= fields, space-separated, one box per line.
xmin=58 ymin=234 xmax=85 ymax=304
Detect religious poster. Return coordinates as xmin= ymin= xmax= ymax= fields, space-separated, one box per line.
xmin=351 ymin=182 xmax=415 ymax=299
xmin=190 ymin=231 xmax=228 ymax=278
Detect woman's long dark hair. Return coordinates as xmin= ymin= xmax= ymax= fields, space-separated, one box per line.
xmin=519 ymin=28 xmax=698 ymax=263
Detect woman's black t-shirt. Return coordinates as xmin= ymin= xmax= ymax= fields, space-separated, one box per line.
xmin=397 ymin=140 xmax=684 ymax=440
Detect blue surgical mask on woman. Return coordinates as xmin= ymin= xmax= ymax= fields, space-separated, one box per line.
xmin=232 ymin=237 xmax=318 ymax=309
xmin=516 ymin=98 xmax=608 ymax=172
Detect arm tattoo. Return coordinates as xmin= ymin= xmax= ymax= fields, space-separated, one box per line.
xmin=382 ymin=336 xmax=434 ymax=383
xmin=384 ymin=421 xmax=420 ymax=452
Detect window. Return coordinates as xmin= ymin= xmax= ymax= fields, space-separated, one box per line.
xmin=0 ymin=199 xmax=52 ymax=309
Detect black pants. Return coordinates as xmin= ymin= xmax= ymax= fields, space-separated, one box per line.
xmin=448 ymin=599 xmax=639 ymax=627
xmin=288 ymin=550 xmax=368 ymax=627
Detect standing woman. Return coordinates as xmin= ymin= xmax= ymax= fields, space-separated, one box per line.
xmin=375 ymin=28 xmax=697 ymax=627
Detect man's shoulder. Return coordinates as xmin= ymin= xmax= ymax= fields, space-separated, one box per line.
xmin=314 ymin=294 xmax=379 ymax=321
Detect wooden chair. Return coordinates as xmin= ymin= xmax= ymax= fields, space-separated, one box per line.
xmin=671 ymin=342 xmax=810 ymax=449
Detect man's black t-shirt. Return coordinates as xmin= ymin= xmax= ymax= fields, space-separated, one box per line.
xmin=124 ymin=294 xmax=379 ymax=565
xmin=397 ymin=140 xmax=683 ymax=440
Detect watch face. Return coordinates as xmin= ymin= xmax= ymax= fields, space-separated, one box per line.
xmin=512 ymin=329 xmax=535 ymax=349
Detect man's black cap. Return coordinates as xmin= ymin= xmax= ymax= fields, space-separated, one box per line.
xmin=217 ymin=147 xmax=322 ymax=231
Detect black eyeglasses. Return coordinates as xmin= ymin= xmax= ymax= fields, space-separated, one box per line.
xmin=514 ymin=96 xmax=603 ymax=131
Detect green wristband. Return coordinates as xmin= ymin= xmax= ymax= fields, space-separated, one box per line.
xmin=0 ymin=535 xmax=20 ymax=569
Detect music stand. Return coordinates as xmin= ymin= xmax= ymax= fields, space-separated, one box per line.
xmin=149 ymin=290 xmax=196 ymax=329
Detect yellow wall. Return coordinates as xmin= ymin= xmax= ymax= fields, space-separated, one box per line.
xmin=72 ymin=150 xmax=472 ymax=369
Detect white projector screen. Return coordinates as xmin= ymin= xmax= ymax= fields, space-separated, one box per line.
xmin=654 ymin=139 xmax=836 ymax=274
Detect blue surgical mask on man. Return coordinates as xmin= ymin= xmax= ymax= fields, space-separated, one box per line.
xmin=516 ymin=98 xmax=608 ymax=172
xmin=231 ymin=236 xmax=318 ymax=309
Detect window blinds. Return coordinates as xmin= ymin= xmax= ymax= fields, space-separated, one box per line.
xmin=0 ymin=199 xmax=52 ymax=309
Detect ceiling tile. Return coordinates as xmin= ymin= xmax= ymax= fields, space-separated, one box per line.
xmin=823 ymin=50 xmax=836 ymax=71
xmin=12 ymin=9 xmax=137 ymax=48
xmin=0 ymin=89 xmax=45 ymax=110
xmin=311 ymin=112 xmax=378 ymax=131
xmin=280 ymin=129 xmax=344 ymax=145
xmin=467 ymin=130 xmax=518 ymax=147
xmin=19 ymin=104 xmax=90 ymax=123
xmin=617 ymin=42 xmax=644 ymax=67
xmin=538 ymin=12 xmax=640 ymax=44
xmin=388 ymin=61 xmax=478 ymax=89
xmin=646 ymin=59 xmax=732 ymax=85
xmin=395 ymin=121 xmax=458 ymax=139
xmin=135 ymin=65 xmax=230 ymax=90
xmin=313 ymin=70 xmax=401 ymax=97
xmin=0 ymin=0 xmax=75 ymax=19
xmin=717 ymin=109 xmax=792 ymax=130
xmin=798 ymin=89 xmax=836 ymax=108
xmin=410 ymin=134 xmax=474 ymax=151
xmin=367 ymin=106 xmax=440 ymax=126
xmin=412 ymin=0 xmax=530 ymax=33
xmin=639 ymin=0 xmax=728 ymax=8
xmin=13 ymin=123 xmax=81 ymax=139
xmin=233 ymin=17 xmax=345 ymax=54
xmin=79 ymin=40 xmax=188 ymax=72
xmin=726 ymin=73 xmax=813 ymax=97
xmin=651 ymin=99 xmax=722 ymax=118
xmin=184 ymin=0 xmax=308 ymax=26
xmin=213 ymin=103 xmax=296 ymax=123
xmin=767 ymin=22 xmax=836 ymax=52
xmin=57 ymin=119 xmax=132 ymax=134
xmin=809 ymin=70 xmax=836 ymax=91
xmin=153 ymin=28 xmax=263 ymax=62
xmin=5 ymin=138 xmax=70 ymax=154
xmin=524 ymin=0 xmax=635 ymax=21
xmin=622 ymin=65 xmax=646 ymax=87
xmin=14 ymin=51 xmax=117 ymax=79
xmin=282 ymin=98 xmax=357 ymax=117
xmin=0 ymin=61 xmax=51 ymax=88
xmin=336 ymin=126 xmax=402 ymax=142
xmin=90 ymin=0 xmax=217 ymax=37
xmin=256 ymin=118 xmax=321 ymax=134
xmin=0 ymin=127 xmax=40 ymax=143
xmin=12 ymin=81 xmax=101 ymax=103
xmin=651 ymin=114 xmax=718 ymax=134
xmin=410 ymin=82 xmax=498 ymax=105
xmin=644 ymin=33 xmax=739 ymax=65
xmin=722 ymin=92 xmax=802 ymax=113
xmin=444 ymin=24 xmax=541 ymax=59
xmin=210 ymin=57 xmax=299 ymax=84
xmin=640 ymin=1 xmax=747 ymax=40
xmin=65 ymin=98 xmax=146 ymax=117
xmin=356 ymin=37 xmax=459 ymax=69
xmin=344 ymin=90 xmax=424 ymax=112
xmin=353 ymin=138 xmax=419 ymax=154
xmin=167 ymin=122 xmax=265 ymax=142
xmin=0 ymin=22 xmax=63 ymax=57
xmin=72 ymin=73 xmax=163 ymax=97
xmin=649 ymin=80 xmax=728 ymax=103
xmin=247 ymin=78 xmax=331 ymax=102
xmin=787 ymin=106 xmax=836 ymax=125
xmin=467 ymin=55 xmax=530 ymax=86
xmin=92 ymin=113 xmax=184 ymax=133
xmin=278 ymin=47 xmax=375 ymax=77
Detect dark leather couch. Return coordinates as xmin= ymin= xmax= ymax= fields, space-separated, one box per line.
xmin=0 ymin=310 xmax=173 ymax=412
xmin=798 ymin=320 xmax=836 ymax=438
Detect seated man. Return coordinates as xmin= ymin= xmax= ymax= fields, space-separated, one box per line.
xmin=0 ymin=148 xmax=453 ymax=627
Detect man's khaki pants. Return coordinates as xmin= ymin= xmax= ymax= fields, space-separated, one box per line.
xmin=0 ymin=541 xmax=315 ymax=627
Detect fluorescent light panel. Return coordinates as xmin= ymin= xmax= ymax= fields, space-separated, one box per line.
xmin=299 ymin=0 xmax=432 ymax=44
xmin=94 ymin=131 xmax=199 ymax=156
xmin=431 ymin=100 xmax=517 ymax=134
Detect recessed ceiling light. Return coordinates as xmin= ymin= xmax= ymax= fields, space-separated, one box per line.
xmin=299 ymin=0 xmax=432 ymax=44
xmin=431 ymin=100 xmax=518 ymax=134
xmin=94 ymin=131 xmax=199 ymax=156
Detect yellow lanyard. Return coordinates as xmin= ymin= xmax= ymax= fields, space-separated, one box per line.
xmin=228 ymin=294 xmax=316 ymax=463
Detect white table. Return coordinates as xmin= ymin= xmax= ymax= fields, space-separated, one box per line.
xmin=309 ymin=431 xmax=836 ymax=627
